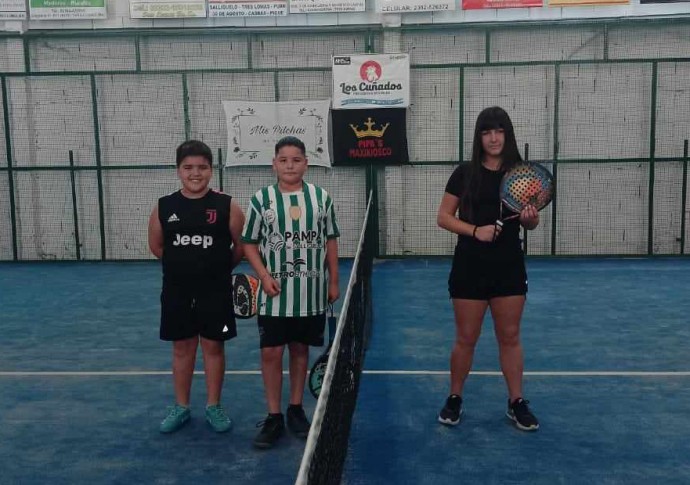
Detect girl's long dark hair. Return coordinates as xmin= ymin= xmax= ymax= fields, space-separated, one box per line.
xmin=460 ymin=106 xmax=522 ymax=222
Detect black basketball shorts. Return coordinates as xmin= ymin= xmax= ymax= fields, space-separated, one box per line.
xmin=257 ymin=314 xmax=326 ymax=348
xmin=160 ymin=282 xmax=237 ymax=342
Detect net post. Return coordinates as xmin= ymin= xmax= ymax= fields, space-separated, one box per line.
xmin=68 ymin=150 xmax=81 ymax=261
xmin=680 ymin=140 xmax=688 ymax=255
xmin=295 ymin=192 xmax=374 ymax=485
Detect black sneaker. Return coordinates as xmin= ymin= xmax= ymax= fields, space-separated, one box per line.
xmin=253 ymin=413 xmax=285 ymax=449
xmin=438 ymin=394 xmax=463 ymax=426
xmin=507 ymin=398 xmax=539 ymax=431
xmin=286 ymin=404 xmax=311 ymax=439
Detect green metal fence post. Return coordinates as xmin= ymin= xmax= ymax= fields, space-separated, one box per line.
xmin=68 ymin=150 xmax=81 ymax=260
xmin=458 ymin=67 xmax=464 ymax=164
xmin=134 ymin=34 xmax=142 ymax=73
xmin=366 ymin=164 xmax=380 ymax=258
xmin=1 ymin=76 xmax=18 ymax=260
xmin=680 ymin=140 xmax=688 ymax=255
xmin=90 ymin=74 xmax=107 ymax=260
xmin=523 ymin=143 xmax=529 ymax=254
xmin=648 ymin=62 xmax=658 ymax=255
xmin=485 ymin=29 xmax=491 ymax=64
xmin=551 ymin=64 xmax=560 ymax=256
xmin=182 ymin=73 xmax=191 ymax=140
xmin=22 ymin=37 xmax=30 ymax=73
xmin=217 ymin=148 xmax=224 ymax=193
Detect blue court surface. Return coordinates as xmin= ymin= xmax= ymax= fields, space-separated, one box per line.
xmin=1 ymin=258 xmax=690 ymax=484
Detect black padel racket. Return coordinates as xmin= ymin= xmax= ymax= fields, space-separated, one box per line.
xmin=231 ymin=273 xmax=259 ymax=319
xmin=308 ymin=304 xmax=337 ymax=399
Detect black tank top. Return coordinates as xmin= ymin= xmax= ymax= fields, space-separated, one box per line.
xmin=158 ymin=190 xmax=233 ymax=286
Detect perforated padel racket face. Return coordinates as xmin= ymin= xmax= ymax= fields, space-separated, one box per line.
xmin=231 ymin=273 xmax=259 ymax=319
xmin=500 ymin=162 xmax=554 ymax=214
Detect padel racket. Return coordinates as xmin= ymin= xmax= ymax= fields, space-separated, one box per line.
xmin=498 ymin=161 xmax=554 ymax=223
xmin=231 ymin=273 xmax=259 ymax=319
xmin=308 ymin=304 xmax=337 ymax=399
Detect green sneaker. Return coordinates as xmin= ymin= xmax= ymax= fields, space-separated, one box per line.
xmin=159 ymin=404 xmax=191 ymax=434
xmin=205 ymin=404 xmax=232 ymax=433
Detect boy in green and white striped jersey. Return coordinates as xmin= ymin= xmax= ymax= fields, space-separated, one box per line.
xmin=242 ymin=136 xmax=340 ymax=449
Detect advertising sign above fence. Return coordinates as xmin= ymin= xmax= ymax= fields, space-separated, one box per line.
xmin=289 ymin=0 xmax=365 ymax=13
xmin=29 ymin=0 xmax=107 ymax=19
xmin=463 ymin=0 xmax=541 ymax=8
xmin=1 ymin=0 xmax=27 ymax=19
xmin=208 ymin=0 xmax=287 ymax=17
xmin=332 ymin=54 xmax=410 ymax=110
xmin=223 ymin=100 xmax=331 ymax=167
xmin=376 ymin=0 xmax=455 ymax=12
xmin=129 ymin=0 xmax=206 ymax=18
xmin=548 ymin=0 xmax=628 ymax=5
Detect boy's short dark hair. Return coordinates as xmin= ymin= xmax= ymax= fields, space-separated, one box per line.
xmin=274 ymin=136 xmax=306 ymax=156
xmin=176 ymin=140 xmax=213 ymax=167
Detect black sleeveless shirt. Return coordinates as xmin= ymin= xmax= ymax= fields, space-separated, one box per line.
xmin=158 ymin=189 xmax=233 ymax=286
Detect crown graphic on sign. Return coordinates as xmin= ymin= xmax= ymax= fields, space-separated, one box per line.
xmin=349 ymin=118 xmax=390 ymax=139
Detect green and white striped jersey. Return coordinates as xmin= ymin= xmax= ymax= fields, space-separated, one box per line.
xmin=241 ymin=182 xmax=340 ymax=317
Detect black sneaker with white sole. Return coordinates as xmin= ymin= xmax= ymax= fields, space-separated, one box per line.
xmin=506 ymin=398 xmax=539 ymax=431
xmin=438 ymin=394 xmax=463 ymax=426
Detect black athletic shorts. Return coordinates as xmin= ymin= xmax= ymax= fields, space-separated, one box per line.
xmin=257 ymin=314 xmax=326 ymax=348
xmin=448 ymin=246 xmax=527 ymax=300
xmin=160 ymin=282 xmax=237 ymax=342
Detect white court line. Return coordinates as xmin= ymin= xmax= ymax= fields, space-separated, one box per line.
xmin=364 ymin=370 xmax=690 ymax=376
xmin=0 ymin=370 xmax=689 ymax=376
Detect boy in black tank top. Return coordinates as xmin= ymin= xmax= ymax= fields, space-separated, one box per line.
xmin=148 ymin=140 xmax=245 ymax=434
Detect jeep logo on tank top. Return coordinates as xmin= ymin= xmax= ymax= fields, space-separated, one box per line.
xmin=172 ymin=233 xmax=214 ymax=248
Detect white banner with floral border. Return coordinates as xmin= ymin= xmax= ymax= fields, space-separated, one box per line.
xmin=223 ymin=100 xmax=331 ymax=167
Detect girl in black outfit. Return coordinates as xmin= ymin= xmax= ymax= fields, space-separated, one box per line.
xmin=436 ymin=107 xmax=540 ymax=431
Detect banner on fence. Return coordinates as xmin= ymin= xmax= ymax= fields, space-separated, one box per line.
xmin=332 ymin=54 xmax=410 ymax=110
xmin=376 ymin=0 xmax=455 ymax=12
xmin=463 ymin=0 xmax=541 ymax=8
xmin=289 ymin=0 xmax=365 ymax=13
xmin=208 ymin=0 xmax=287 ymax=17
xmin=1 ymin=0 xmax=26 ymax=19
xmin=223 ymin=100 xmax=331 ymax=167
xmin=548 ymin=0 xmax=628 ymax=5
xmin=29 ymin=0 xmax=107 ymax=19
xmin=129 ymin=0 xmax=206 ymax=18
xmin=332 ymin=108 xmax=409 ymax=166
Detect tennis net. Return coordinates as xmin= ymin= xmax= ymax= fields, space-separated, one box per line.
xmin=295 ymin=191 xmax=374 ymax=485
